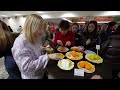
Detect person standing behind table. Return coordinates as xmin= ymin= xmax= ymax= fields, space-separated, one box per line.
xmin=17 ymin=26 xmax=22 ymax=33
xmin=106 ymin=21 xmax=117 ymax=38
xmin=71 ymin=23 xmax=82 ymax=46
xmin=99 ymin=23 xmax=108 ymax=43
xmin=38 ymin=20 xmax=49 ymax=46
xmin=54 ymin=20 xmax=75 ymax=48
xmin=0 ymin=20 xmax=21 ymax=79
xmin=81 ymin=20 xmax=101 ymax=51
xmin=12 ymin=14 xmax=49 ymax=79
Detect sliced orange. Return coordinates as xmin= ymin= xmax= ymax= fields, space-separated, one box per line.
xmin=71 ymin=51 xmax=77 ymax=57
xmin=79 ymin=62 xmax=85 ymax=68
xmin=85 ymin=65 xmax=91 ymax=70
xmin=60 ymin=47 xmax=66 ymax=51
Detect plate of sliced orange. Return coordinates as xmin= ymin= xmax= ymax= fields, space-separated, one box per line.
xmin=71 ymin=46 xmax=84 ymax=52
xmin=66 ymin=51 xmax=83 ymax=60
xmin=48 ymin=53 xmax=65 ymax=60
xmin=77 ymin=61 xmax=95 ymax=73
xmin=57 ymin=46 xmax=69 ymax=52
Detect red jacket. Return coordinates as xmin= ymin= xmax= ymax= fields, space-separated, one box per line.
xmin=54 ymin=31 xmax=75 ymax=47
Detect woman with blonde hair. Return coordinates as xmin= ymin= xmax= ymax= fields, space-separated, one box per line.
xmin=0 ymin=20 xmax=21 ymax=79
xmin=12 ymin=14 xmax=49 ymax=79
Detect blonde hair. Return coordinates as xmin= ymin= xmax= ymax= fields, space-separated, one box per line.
xmin=22 ymin=14 xmax=44 ymax=44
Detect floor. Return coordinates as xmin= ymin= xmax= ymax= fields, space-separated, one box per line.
xmin=0 ymin=57 xmax=54 ymax=79
xmin=0 ymin=57 xmax=9 ymax=79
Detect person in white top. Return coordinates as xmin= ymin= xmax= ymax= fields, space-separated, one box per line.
xmin=12 ymin=14 xmax=49 ymax=79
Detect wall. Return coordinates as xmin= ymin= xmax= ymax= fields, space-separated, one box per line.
xmin=1 ymin=16 xmax=26 ymax=32
xmin=1 ymin=16 xmax=60 ymax=32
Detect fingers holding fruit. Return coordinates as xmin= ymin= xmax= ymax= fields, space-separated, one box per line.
xmin=65 ymin=41 xmax=71 ymax=46
xmin=57 ymin=40 xmax=63 ymax=46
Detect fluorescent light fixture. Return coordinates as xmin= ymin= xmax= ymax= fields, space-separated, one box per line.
xmin=76 ymin=22 xmax=85 ymax=23
xmin=60 ymin=13 xmax=75 ymax=18
xmin=37 ymin=11 xmax=44 ymax=13
xmin=99 ymin=11 xmax=120 ymax=16
xmin=41 ymin=15 xmax=51 ymax=19
xmin=77 ymin=21 xmax=111 ymax=23
xmin=62 ymin=18 xmax=72 ymax=23
xmin=14 ymin=14 xmax=22 ymax=16
xmin=0 ymin=15 xmax=7 ymax=17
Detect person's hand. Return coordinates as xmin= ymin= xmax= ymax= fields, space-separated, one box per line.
xmin=65 ymin=41 xmax=71 ymax=46
xmin=91 ymin=75 xmax=102 ymax=79
xmin=86 ymin=39 xmax=91 ymax=45
xmin=57 ymin=40 xmax=63 ymax=46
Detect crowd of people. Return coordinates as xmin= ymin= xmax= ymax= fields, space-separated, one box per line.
xmin=0 ymin=14 xmax=120 ymax=79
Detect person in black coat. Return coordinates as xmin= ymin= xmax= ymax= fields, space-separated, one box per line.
xmin=99 ymin=23 xmax=108 ymax=43
xmin=81 ymin=20 xmax=101 ymax=51
xmin=100 ymin=25 xmax=120 ymax=79
xmin=106 ymin=21 xmax=117 ymax=37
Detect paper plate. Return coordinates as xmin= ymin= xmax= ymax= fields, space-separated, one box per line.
xmin=77 ymin=61 xmax=95 ymax=73
xmin=84 ymin=50 xmax=96 ymax=54
xmin=85 ymin=54 xmax=103 ymax=64
xmin=57 ymin=46 xmax=69 ymax=52
xmin=57 ymin=59 xmax=74 ymax=70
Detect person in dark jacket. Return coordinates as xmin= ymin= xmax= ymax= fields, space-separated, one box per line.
xmin=106 ymin=21 xmax=117 ymax=37
xmin=8 ymin=26 xmax=13 ymax=32
xmin=99 ymin=23 xmax=108 ymax=43
xmin=0 ymin=20 xmax=21 ymax=79
xmin=71 ymin=23 xmax=82 ymax=46
xmin=81 ymin=20 xmax=101 ymax=51
xmin=100 ymin=25 xmax=120 ymax=79
xmin=112 ymin=24 xmax=120 ymax=35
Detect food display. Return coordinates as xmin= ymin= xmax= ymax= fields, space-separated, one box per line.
xmin=77 ymin=61 xmax=95 ymax=73
xmin=84 ymin=50 xmax=96 ymax=55
xmin=66 ymin=51 xmax=83 ymax=60
xmin=57 ymin=46 xmax=69 ymax=52
xmin=46 ymin=46 xmax=53 ymax=54
xmin=57 ymin=59 xmax=74 ymax=70
xmin=85 ymin=54 xmax=103 ymax=64
xmin=48 ymin=53 xmax=65 ymax=60
xmin=71 ymin=46 xmax=84 ymax=52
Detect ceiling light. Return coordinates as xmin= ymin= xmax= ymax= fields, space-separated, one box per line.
xmin=14 ymin=14 xmax=22 ymax=16
xmin=37 ymin=11 xmax=44 ymax=13
xmin=99 ymin=11 xmax=120 ymax=16
xmin=60 ymin=13 xmax=75 ymax=18
xmin=62 ymin=18 xmax=72 ymax=23
xmin=0 ymin=15 xmax=7 ymax=17
xmin=41 ymin=15 xmax=51 ymax=19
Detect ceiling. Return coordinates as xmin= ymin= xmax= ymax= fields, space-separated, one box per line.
xmin=1 ymin=11 xmax=120 ymax=19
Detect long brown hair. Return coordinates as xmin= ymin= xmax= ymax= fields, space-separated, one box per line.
xmin=0 ymin=20 xmax=18 ymax=54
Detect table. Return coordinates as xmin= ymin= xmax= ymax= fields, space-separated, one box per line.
xmin=46 ymin=48 xmax=112 ymax=79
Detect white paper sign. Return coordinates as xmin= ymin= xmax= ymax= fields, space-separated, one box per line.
xmin=96 ymin=45 xmax=100 ymax=50
xmin=74 ymin=68 xmax=84 ymax=77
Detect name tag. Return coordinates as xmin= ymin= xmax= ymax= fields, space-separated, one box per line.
xmin=96 ymin=45 xmax=100 ymax=50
